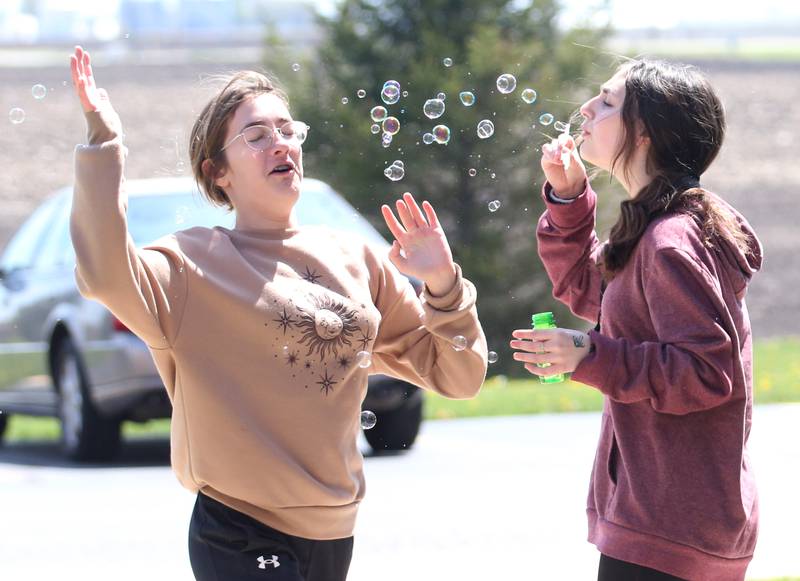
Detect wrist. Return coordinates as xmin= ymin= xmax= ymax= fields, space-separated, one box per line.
xmin=425 ymin=264 xmax=458 ymax=297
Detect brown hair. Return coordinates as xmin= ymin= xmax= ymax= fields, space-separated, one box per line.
xmin=189 ymin=71 xmax=288 ymax=210
xmin=602 ymin=59 xmax=751 ymax=274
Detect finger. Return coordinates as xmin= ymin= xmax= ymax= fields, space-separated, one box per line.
xmin=510 ymin=329 xmax=535 ymax=340
xmin=512 ymin=351 xmax=552 ymax=365
xmin=511 ymin=328 xmax=557 ymax=342
xmin=83 ymin=51 xmax=96 ymax=91
xmin=381 ymin=204 xmax=407 ymax=241
xmin=524 ymin=363 xmax=547 ymax=377
xmin=402 ymin=192 xmax=428 ymax=228
xmin=98 ymin=88 xmax=109 ymax=101
xmin=509 ymin=339 xmax=550 ymax=353
xmin=395 ymin=198 xmax=417 ymax=232
xmin=387 ymin=240 xmax=407 ymax=270
xmin=421 ymin=200 xmax=440 ymax=229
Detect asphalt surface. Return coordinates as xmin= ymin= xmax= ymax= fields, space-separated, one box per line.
xmin=1 ymin=404 xmax=798 ymax=580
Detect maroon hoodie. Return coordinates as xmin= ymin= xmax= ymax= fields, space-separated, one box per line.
xmin=537 ymin=182 xmax=762 ymax=580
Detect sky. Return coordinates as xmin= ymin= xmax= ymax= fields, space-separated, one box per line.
xmin=13 ymin=0 xmax=800 ymax=32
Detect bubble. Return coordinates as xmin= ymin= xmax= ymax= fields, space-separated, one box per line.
xmin=356 ymin=350 xmax=372 ymax=368
xmin=468 ymin=168 xmax=477 ymax=177
xmin=452 ymin=335 xmax=468 ymax=352
xmin=384 ymin=162 xmax=405 ymax=181
xmin=477 ymin=119 xmax=495 ymax=139
xmin=402 ymin=90 xmax=408 ymax=98
xmin=436 ymin=92 xmax=446 ymax=101
xmin=370 ymin=106 xmax=388 ymax=122
xmin=381 ymin=133 xmax=393 ymax=147
xmin=8 ymin=107 xmax=25 ymax=124
xmin=538 ymin=113 xmax=554 ymax=126
xmin=554 ymin=121 xmax=570 ymax=133
xmin=291 ymin=63 xmax=301 ymax=72
xmin=422 ymin=132 xmax=435 ymax=145
xmin=175 ymin=205 xmax=189 ymax=225
xmin=382 ymin=116 xmax=400 ymax=135
xmin=423 ymin=98 xmax=445 ymax=119
xmin=443 ymin=57 xmax=453 ymax=67
xmin=31 ymin=84 xmax=47 ymax=100
xmin=431 ymin=124 xmax=451 ymax=145
xmin=488 ymin=351 xmax=499 ymax=364
xmin=521 ymin=88 xmax=537 ymax=104
xmin=360 ymin=410 xmax=377 ymax=430
xmin=490 ymin=172 xmax=496 ymax=179
xmin=488 ymin=200 xmax=501 ymax=212
xmin=357 ymin=89 xmax=366 ymax=99
xmin=341 ymin=97 xmax=349 ymax=105
xmin=370 ymin=123 xmax=381 ymax=134
xmin=381 ymin=81 xmax=401 ymax=105
xmin=496 ymin=73 xmax=517 ymax=94
xmin=394 ymin=160 xmax=405 ymax=169
xmin=459 ymin=91 xmax=476 ymax=106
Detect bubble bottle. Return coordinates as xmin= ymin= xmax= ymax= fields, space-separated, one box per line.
xmin=531 ymin=312 xmax=565 ymax=384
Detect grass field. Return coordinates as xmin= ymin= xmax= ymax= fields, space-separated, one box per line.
xmin=3 ymin=337 xmax=798 ymax=443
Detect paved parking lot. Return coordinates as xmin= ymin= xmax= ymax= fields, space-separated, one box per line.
xmin=1 ymin=405 xmax=798 ymax=580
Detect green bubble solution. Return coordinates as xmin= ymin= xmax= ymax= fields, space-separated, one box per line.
xmin=531 ymin=312 xmax=566 ymax=384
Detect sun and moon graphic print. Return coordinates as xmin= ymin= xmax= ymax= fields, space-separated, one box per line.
xmin=265 ymin=265 xmax=376 ymax=396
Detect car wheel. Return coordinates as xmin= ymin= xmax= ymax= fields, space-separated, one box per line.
xmin=0 ymin=412 xmax=8 ymax=445
xmin=55 ymin=338 xmax=121 ymax=462
xmin=363 ymin=394 xmax=423 ymax=453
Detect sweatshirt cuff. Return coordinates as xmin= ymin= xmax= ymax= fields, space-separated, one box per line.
xmin=541 ymin=180 xmax=594 ymax=229
xmin=421 ymin=263 xmax=472 ymax=312
xmin=571 ymin=329 xmax=616 ymax=391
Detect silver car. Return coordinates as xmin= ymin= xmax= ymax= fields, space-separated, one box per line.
xmin=0 ymin=177 xmax=423 ymax=461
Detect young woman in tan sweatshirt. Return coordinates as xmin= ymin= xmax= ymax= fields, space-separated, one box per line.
xmin=69 ymin=46 xmax=487 ymax=581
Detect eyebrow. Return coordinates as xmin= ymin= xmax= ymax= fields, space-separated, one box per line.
xmin=238 ymin=117 xmax=293 ymax=132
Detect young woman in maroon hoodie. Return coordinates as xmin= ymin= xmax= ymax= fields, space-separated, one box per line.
xmin=510 ymin=59 xmax=762 ymax=580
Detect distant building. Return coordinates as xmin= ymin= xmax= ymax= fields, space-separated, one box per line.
xmin=0 ymin=0 xmax=319 ymax=46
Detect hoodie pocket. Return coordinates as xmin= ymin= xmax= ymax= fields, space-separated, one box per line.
xmin=607 ymin=432 xmax=619 ymax=486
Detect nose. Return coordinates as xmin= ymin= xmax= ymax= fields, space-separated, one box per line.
xmin=579 ymin=97 xmax=594 ymax=121
xmin=268 ymin=132 xmax=293 ymax=155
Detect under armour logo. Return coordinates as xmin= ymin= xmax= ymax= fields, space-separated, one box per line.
xmin=257 ymin=555 xmax=281 ymax=569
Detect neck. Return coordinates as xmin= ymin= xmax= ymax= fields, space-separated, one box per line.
xmin=616 ymin=149 xmax=651 ymax=199
xmin=235 ymin=210 xmax=298 ymax=232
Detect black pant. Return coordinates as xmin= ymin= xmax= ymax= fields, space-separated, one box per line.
xmin=598 ymin=554 xmax=688 ymax=581
xmin=189 ymin=492 xmax=353 ymax=581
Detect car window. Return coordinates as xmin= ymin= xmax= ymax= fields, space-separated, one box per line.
xmin=123 ymin=182 xmax=389 ymax=249
xmin=126 ymin=193 xmax=235 ymax=245
xmin=296 ymin=182 xmax=389 ymax=248
xmin=32 ymin=195 xmax=73 ymax=270
xmin=0 ymin=195 xmax=62 ymax=273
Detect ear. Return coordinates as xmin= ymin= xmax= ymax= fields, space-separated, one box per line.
xmin=202 ymin=158 xmax=230 ymax=189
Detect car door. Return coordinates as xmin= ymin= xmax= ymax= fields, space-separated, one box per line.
xmin=0 ymin=194 xmax=67 ymax=412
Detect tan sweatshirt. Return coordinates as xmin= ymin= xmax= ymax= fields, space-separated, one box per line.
xmin=70 ymin=110 xmax=488 ymax=540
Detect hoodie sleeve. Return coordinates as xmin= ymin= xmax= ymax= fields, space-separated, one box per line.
xmin=366 ymin=246 xmax=488 ymax=399
xmin=70 ymin=109 xmax=187 ymax=349
xmin=537 ymin=181 xmax=605 ymax=324
xmin=572 ymin=246 xmax=740 ymax=414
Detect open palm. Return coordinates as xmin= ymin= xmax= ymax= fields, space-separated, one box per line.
xmin=69 ymin=46 xmax=121 ymax=138
xmin=381 ymin=192 xmax=456 ymax=296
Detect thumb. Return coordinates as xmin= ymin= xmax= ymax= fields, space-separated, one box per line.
xmin=388 ymin=240 xmax=407 ymax=270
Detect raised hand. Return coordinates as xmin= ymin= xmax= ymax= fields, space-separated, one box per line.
xmin=381 ymin=192 xmax=457 ymax=296
xmin=541 ymin=133 xmax=587 ymax=199
xmin=69 ymin=45 xmax=122 ymax=141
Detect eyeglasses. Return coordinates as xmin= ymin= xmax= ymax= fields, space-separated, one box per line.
xmin=220 ymin=121 xmax=309 ymax=153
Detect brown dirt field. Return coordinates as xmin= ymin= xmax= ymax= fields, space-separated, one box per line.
xmin=0 ymin=58 xmax=797 ymax=337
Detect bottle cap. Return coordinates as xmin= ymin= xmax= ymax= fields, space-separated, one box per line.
xmin=531 ymin=311 xmax=556 ymax=328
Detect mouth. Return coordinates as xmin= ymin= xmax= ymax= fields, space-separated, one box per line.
xmin=269 ymin=162 xmax=296 ymax=176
